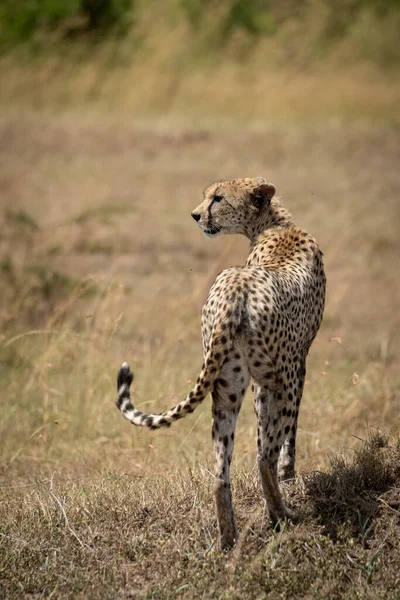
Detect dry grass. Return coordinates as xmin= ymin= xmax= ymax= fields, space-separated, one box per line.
xmin=1 ymin=0 xmax=400 ymax=123
xmin=0 ymin=105 xmax=400 ymax=597
xmin=1 ymin=58 xmax=399 ymax=123
xmin=1 ymin=435 xmax=400 ymax=599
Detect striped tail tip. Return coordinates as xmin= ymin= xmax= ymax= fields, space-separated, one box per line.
xmin=116 ymin=362 xmax=134 ymax=410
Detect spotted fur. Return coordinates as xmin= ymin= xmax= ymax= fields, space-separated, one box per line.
xmin=117 ymin=177 xmax=326 ymax=549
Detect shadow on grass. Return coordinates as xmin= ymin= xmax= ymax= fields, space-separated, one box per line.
xmin=304 ymin=432 xmax=400 ymax=540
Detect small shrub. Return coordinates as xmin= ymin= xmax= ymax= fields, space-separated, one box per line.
xmin=0 ymin=0 xmax=134 ymax=47
xmin=305 ymin=432 xmax=400 ymax=538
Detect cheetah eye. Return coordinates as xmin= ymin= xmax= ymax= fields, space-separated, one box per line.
xmin=212 ymin=195 xmax=223 ymax=202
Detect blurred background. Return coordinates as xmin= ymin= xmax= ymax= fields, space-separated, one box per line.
xmin=1 ymin=0 xmax=399 ymax=479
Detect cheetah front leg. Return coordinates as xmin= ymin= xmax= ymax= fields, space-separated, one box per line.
xmin=211 ymin=351 xmax=250 ymax=550
xmin=278 ymin=437 xmax=296 ymax=482
xmin=277 ymin=357 xmax=306 ymax=482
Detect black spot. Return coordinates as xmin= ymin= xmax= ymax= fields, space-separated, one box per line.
xmin=229 ymin=393 xmax=237 ymax=403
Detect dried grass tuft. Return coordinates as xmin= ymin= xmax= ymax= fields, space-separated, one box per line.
xmin=305 ymin=432 xmax=400 ymax=538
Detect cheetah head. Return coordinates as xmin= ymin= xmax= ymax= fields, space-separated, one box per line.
xmin=191 ymin=177 xmax=276 ymax=238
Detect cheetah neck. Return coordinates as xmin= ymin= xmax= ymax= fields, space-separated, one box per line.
xmin=247 ymin=197 xmax=294 ymax=245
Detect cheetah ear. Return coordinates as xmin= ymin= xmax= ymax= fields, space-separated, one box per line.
xmin=251 ymin=182 xmax=276 ymax=208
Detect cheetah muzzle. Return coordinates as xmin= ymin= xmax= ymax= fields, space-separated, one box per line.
xmin=116 ymin=177 xmax=326 ymax=550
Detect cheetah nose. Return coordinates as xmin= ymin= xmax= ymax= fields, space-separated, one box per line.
xmin=191 ymin=212 xmax=201 ymax=222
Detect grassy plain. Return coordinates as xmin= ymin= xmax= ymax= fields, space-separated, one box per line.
xmin=0 ymin=72 xmax=400 ymax=598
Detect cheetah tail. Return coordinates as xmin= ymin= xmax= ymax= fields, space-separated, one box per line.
xmin=116 ymin=332 xmax=230 ymax=430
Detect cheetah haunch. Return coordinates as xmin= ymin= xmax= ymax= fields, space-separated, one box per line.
xmin=117 ymin=177 xmax=326 ymax=549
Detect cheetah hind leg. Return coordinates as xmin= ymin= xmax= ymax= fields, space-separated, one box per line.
xmin=211 ymin=350 xmax=250 ymax=549
xmin=254 ymin=386 xmax=298 ymax=526
xmin=258 ymin=456 xmax=297 ymax=527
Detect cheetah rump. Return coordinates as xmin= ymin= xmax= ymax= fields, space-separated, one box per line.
xmin=116 ymin=177 xmax=326 ymax=549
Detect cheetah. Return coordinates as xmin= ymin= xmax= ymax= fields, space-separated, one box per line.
xmin=117 ymin=177 xmax=326 ymax=549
